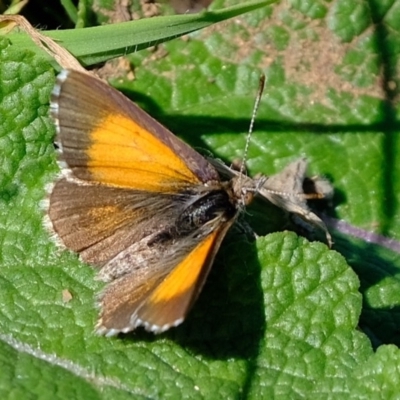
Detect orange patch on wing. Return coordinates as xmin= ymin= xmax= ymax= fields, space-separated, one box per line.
xmin=148 ymin=230 xmax=219 ymax=305
xmin=87 ymin=113 xmax=201 ymax=191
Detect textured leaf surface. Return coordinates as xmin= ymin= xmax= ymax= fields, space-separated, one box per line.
xmin=1 ymin=0 xmax=400 ymax=398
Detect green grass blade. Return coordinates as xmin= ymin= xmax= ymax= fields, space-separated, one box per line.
xmin=5 ymin=0 xmax=275 ymax=66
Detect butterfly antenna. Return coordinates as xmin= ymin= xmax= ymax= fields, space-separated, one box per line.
xmin=239 ymin=74 xmax=266 ymax=183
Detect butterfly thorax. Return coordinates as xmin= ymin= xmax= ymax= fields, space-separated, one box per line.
xmin=148 ymin=188 xmax=236 ymax=246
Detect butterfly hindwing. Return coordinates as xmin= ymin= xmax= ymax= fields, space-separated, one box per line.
xmin=97 ymin=222 xmax=233 ymax=335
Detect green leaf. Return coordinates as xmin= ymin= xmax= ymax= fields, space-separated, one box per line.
xmin=350 ymin=345 xmax=400 ymax=397
xmin=328 ymin=0 xmax=371 ymax=42
xmin=6 ymin=0 xmax=275 ymax=66
xmin=0 ymin=338 xmax=111 ymax=399
xmin=1 ymin=0 xmax=400 ymax=398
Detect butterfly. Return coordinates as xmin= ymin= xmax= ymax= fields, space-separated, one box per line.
xmin=46 ymin=69 xmax=331 ymax=336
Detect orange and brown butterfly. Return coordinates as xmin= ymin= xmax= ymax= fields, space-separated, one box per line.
xmin=45 ymin=69 xmax=257 ymax=336
xmin=46 ymin=70 xmax=332 ymax=336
